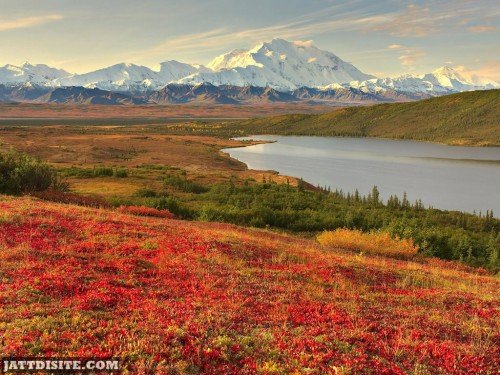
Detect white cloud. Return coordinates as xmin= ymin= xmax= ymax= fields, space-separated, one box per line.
xmin=387 ymin=44 xmax=425 ymax=69
xmin=0 ymin=14 xmax=64 ymax=32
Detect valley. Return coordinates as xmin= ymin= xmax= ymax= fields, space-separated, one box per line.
xmin=1 ymin=112 xmax=498 ymax=272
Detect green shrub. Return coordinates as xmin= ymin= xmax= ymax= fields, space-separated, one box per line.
xmin=0 ymin=148 xmax=59 ymax=195
xmin=135 ymin=188 xmax=158 ymax=198
xmin=113 ymin=169 xmax=128 ymax=178
xmin=62 ymin=166 xmax=128 ymax=178
xmin=92 ymin=166 xmax=114 ymax=177
xmin=164 ymin=175 xmax=208 ymax=194
xmin=144 ymin=196 xmax=194 ymax=219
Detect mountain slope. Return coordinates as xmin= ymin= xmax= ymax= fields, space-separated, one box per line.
xmin=38 ymin=86 xmax=149 ymax=105
xmin=0 ymin=63 xmax=70 ymax=86
xmin=1 ymin=195 xmax=498 ymax=373
xmin=350 ymin=67 xmax=499 ymax=96
xmin=231 ymin=90 xmax=500 ymax=145
xmin=55 ymin=63 xmax=162 ymax=92
xmin=54 ymin=62 xmax=209 ymax=92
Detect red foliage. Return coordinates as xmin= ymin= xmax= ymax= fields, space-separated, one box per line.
xmin=0 ymin=195 xmax=498 ymax=374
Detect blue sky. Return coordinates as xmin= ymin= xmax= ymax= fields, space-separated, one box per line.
xmin=0 ymin=0 xmax=498 ymax=79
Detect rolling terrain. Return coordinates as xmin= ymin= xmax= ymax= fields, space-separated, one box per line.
xmin=0 ymin=195 xmax=498 ymax=373
xmin=228 ymin=90 xmax=500 ymax=146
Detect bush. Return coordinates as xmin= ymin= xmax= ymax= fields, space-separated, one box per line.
xmin=32 ymin=190 xmax=110 ymax=208
xmin=114 ymin=169 xmax=128 ymax=178
xmin=92 ymin=166 xmax=114 ymax=177
xmin=144 ymin=196 xmax=195 ymax=219
xmin=62 ymin=166 xmax=128 ymax=178
xmin=134 ymin=188 xmax=158 ymax=198
xmin=0 ymin=148 xmax=59 ymax=195
xmin=317 ymin=228 xmax=419 ymax=259
xmin=164 ymin=175 xmax=208 ymax=194
xmin=117 ymin=205 xmax=174 ymax=219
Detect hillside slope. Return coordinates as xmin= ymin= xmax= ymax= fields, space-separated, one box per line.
xmin=0 ymin=195 xmax=498 ymax=373
xmin=234 ymin=90 xmax=500 ymax=146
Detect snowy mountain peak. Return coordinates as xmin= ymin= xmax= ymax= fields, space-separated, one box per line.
xmin=158 ymin=60 xmax=209 ymax=83
xmin=207 ymin=49 xmax=250 ymax=70
xmin=431 ymin=66 xmax=468 ymax=81
xmin=184 ymin=39 xmax=375 ymax=91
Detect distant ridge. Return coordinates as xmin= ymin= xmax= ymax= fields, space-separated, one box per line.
xmin=229 ymin=90 xmax=500 ymax=146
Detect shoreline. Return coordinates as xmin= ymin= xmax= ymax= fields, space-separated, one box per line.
xmin=221 ymin=135 xmax=500 ymax=216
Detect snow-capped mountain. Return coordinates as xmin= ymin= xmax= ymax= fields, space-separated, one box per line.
xmin=347 ymin=66 xmax=499 ymax=96
xmin=53 ymin=61 xmax=210 ymax=92
xmin=0 ymin=39 xmax=498 ymax=104
xmin=158 ymin=61 xmax=211 ymax=83
xmin=0 ymin=62 xmax=70 ymax=86
xmin=55 ymin=63 xmax=166 ymax=92
xmin=179 ymin=39 xmax=375 ymax=91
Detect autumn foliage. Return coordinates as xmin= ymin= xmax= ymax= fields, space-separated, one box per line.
xmin=318 ymin=228 xmax=419 ymax=259
xmin=117 ymin=205 xmax=175 ymax=218
xmin=0 ymin=195 xmax=498 ymax=374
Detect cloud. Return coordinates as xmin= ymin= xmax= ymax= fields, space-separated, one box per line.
xmin=453 ymin=62 xmax=500 ymax=83
xmin=128 ymin=10 xmax=391 ymax=63
xmin=124 ymin=0 xmax=496 ymax=66
xmin=367 ymin=1 xmax=497 ymax=38
xmin=398 ymin=49 xmax=425 ymax=68
xmin=387 ymin=44 xmax=425 ymax=69
xmin=0 ymin=14 xmax=64 ymax=32
xmin=370 ymin=4 xmax=442 ymax=37
xmin=467 ymin=25 xmax=496 ymax=33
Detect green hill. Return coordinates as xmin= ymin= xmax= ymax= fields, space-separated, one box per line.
xmin=234 ymin=90 xmax=500 ymax=146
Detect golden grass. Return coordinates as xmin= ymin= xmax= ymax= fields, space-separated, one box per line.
xmin=317 ymin=228 xmax=419 ymax=259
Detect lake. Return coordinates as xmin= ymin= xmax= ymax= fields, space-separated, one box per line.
xmin=223 ymin=136 xmax=500 ymax=215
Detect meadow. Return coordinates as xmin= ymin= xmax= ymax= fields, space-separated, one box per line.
xmin=0 ymin=195 xmax=498 ymax=373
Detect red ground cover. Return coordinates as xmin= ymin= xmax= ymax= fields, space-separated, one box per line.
xmin=0 ymin=196 xmax=498 ymax=374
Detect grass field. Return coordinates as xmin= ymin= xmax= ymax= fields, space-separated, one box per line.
xmin=0 ymin=124 xmax=298 ymax=198
xmin=0 ymin=102 xmax=330 ymax=119
xmin=0 ymin=195 xmax=498 ymax=373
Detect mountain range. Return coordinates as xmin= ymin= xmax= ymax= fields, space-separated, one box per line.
xmin=0 ymin=39 xmax=497 ymax=105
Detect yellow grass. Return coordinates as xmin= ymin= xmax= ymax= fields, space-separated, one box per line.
xmin=317 ymin=228 xmax=419 ymax=259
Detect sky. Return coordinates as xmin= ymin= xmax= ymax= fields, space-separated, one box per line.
xmin=0 ymin=0 xmax=498 ymax=79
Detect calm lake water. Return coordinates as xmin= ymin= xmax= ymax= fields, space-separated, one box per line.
xmin=224 ymin=136 xmax=500 ymax=215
